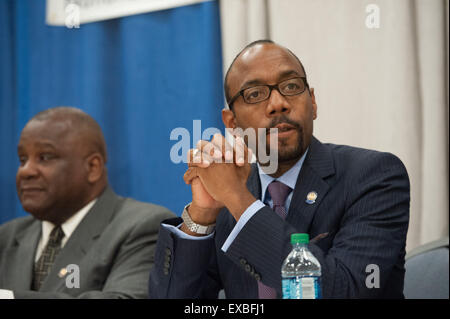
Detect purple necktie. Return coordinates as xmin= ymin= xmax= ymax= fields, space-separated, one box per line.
xmin=258 ymin=181 xmax=292 ymax=299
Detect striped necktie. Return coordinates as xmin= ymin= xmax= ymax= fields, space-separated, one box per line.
xmin=32 ymin=225 xmax=65 ymax=291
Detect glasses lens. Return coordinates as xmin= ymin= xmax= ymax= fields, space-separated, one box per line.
xmin=243 ymin=86 xmax=270 ymax=104
xmin=279 ymin=78 xmax=305 ymax=96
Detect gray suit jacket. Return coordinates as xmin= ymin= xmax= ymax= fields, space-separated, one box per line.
xmin=0 ymin=186 xmax=174 ymax=298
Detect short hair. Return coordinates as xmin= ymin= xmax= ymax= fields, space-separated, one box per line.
xmin=224 ymin=40 xmax=308 ymax=106
xmin=30 ymin=106 xmax=108 ymax=163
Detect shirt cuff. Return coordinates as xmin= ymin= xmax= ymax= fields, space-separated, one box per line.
xmin=221 ymin=200 xmax=265 ymax=252
xmin=0 ymin=289 xmax=14 ymax=299
xmin=162 ymin=223 xmax=215 ymax=240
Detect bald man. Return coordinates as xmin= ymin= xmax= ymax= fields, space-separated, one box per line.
xmin=148 ymin=40 xmax=410 ymax=299
xmin=0 ymin=107 xmax=174 ymax=298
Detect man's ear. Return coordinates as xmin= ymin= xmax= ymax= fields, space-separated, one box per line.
xmin=85 ymin=153 xmax=104 ymax=183
xmin=310 ymin=87 xmax=318 ymax=120
xmin=222 ymin=108 xmax=236 ymax=129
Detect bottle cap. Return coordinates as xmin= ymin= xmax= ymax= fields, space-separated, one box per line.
xmin=291 ymin=233 xmax=309 ymax=244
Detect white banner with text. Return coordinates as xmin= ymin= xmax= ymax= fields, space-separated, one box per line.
xmin=46 ymin=0 xmax=211 ymax=26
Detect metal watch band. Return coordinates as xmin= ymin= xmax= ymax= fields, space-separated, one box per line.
xmin=181 ymin=203 xmax=216 ymax=235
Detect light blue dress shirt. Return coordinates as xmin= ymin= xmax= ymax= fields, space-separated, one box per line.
xmin=163 ymin=149 xmax=309 ymax=250
xmin=221 ymin=149 xmax=307 ymax=251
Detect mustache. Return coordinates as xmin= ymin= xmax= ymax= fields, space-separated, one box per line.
xmin=265 ymin=116 xmax=302 ymax=135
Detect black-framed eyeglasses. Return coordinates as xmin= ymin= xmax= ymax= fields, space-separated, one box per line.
xmin=227 ymin=76 xmax=309 ymax=107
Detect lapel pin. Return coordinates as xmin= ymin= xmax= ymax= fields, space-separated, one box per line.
xmin=306 ymin=191 xmax=318 ymax=204
xmin=58 ymin=267 xmax=68 ymax=278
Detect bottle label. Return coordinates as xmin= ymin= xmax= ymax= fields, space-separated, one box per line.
xmin=282 ymin=276 xmax=321 ymax=299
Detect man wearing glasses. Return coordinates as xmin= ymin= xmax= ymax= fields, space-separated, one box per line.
xmin=149 ymin=40 xmax=410 ymax=298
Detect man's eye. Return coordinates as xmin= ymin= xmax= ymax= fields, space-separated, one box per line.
xmin=40 ymin=153 xmax=55 ymax=161
xmin=244 ymin=87 xmax=267 ymax=103
xmin=19 ymin=156 xmax=27 ymax=165
xmin=249 ymin=91 xmax=260 ymax=98
xmin=285 ymin=83 xmax=300 ymax=91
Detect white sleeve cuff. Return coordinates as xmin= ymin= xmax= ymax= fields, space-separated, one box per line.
xmin=162 ymin=223 xmax=215 ymax=240
xmin=221 ymin=200 xmax=265 ymax=252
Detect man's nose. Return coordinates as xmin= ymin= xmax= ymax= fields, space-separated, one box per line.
xmin=265 ymin=88 xmax=291 ymax=117
xmin=17 ymin=159 xmax=39 ymax=179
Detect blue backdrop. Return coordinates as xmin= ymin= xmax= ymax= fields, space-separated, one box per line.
xmin=0 ymin=0 xmax=224 ymax=223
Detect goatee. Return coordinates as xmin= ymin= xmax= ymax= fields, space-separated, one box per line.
xmin=266 ymin=115 xmax=305 ymax=162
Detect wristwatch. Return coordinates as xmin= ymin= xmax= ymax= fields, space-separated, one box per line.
xmin=181 ymin=203 xmax=216 ymax=235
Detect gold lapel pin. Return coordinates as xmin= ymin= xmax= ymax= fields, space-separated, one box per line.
xmin=306 ymin=191 xmax=318 ymax=204
xmin=58 ymin=267 xmax=68 ymax=278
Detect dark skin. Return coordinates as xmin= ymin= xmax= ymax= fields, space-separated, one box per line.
xmin=16 ymin=115 xmax=107 ymax=225
xmin=182 ymin=43 xmax=317 ymax=236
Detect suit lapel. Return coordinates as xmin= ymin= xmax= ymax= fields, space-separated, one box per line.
xmin=286 ymin=137 xmax=335 ymax=233
xmin=246 ymin=164 xmax=262 ymax=200
xmin=229 ymin=139 xmax=334 ymax=298
xmin=240 ymin=141 xmax=335 ymax=297
xmin=3 ymin=220 xmax=41 ymax=290
xmin=39 ymin=186 xmax=122 ymax=292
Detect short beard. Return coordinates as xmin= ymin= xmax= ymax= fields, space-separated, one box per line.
xmin=266 ymin=115 xmax=305 ymax=163
xmin=277 ymin=132 xmax=304 ymax=162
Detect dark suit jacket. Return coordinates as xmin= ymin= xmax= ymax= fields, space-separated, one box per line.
xmin=148 ymin=137 xmax=410 ymax=299
xmin=0 ymin=186 xmax=174 ymax=298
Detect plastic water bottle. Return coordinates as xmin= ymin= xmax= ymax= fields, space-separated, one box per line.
xmin=281 ymin=233 xmax=322 ymax=299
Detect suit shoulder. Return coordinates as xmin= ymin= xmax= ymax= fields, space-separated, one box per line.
xmin=114 ymin=197 xmax=176 ymax=224
xmin=0 ymin=216 xmax=36 ymax=245
xmin=0 ymin=215 xmax=36 ymax=232
xmin=324 ymin=142 xmax=408 ymax=174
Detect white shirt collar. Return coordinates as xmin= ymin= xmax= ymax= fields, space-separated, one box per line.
xmin=37 ymin=199 xmax=97 ymax=261
xmin=257 ymin=148 xmax=308 ymax=203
